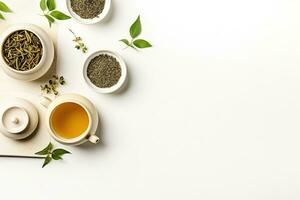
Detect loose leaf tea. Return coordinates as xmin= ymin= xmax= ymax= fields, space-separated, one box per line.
xmin=40 ymin=75 xmax=66 ymax=95
xmin=87 ymin=54 xmax=121 ymax=88
xmin=70 ymin=0 xmax=105 ymax=19
xmin=2 ymin=30 xmax=43 ymax=71
xmin=120 ymin=15 xmax=152 ymax=50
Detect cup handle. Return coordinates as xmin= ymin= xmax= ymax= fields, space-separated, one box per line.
xmin=40 ymin=96 xmax=52 ymax=108
xmin=88 ymin=135 xmax=100 ymax=144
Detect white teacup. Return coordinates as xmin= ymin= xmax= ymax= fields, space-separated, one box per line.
xmin=40 ymin=93 xmax=100 ymax=146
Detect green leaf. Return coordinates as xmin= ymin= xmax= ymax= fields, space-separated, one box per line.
xmin=40 ymin=0 xmax=47 ymax=11
xmin=0 ymin=1 xmax=12 ymax=13
xmin=133 ymin=39 xmax=152 ymax=48
xmin=35 ymin=142 xmax=53 ymax=155
xmin=46 ymin=0 xmax=56 ymax=11
xmin=45 ymin=14 xmax=55 ymax=27
xmin=42 ymin=155 xmax=52 ymax=168
xmin=50 ymin=10 xmax=71 ymax=20
xmin=0 ymin=12 xmax=4 ymax=20
xmin=130 ymin=15 xmax=141 ymax=38
xmin=119 ymin=39 xmax=130 ymax=46
xmin=52 ymin=149 xmax=71 ymax=160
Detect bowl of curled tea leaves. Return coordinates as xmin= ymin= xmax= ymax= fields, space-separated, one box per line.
xmin=83 ymin=50 xmax=127 ymax=94
xmin=66 ymin=0 xmax=111 ymax=24
xmin=0 ymin=24 xmax=54 ymax=81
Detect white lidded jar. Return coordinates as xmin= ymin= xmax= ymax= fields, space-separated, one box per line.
xmin=0 ymin=24 xmax=54 ymax=81
xmin=0 ymin=97 xmax=39 ymax=140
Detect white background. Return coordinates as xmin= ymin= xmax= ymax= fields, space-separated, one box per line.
xmin=1 ymin=0 xmax=300 ymax=199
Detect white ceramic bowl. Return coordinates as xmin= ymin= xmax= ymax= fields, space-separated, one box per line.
xmin=83 ymin=50 xmax=127 ymax=94
xmin=66 ymin=0 xmax=111 ymax=25
xmin=0 ymin=24 xmax=54 ymax=81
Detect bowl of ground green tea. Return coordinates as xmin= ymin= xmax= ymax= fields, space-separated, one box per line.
xmin=0 ymin=24 xmax=54 ymax=81
xmin=66 ymin=0 xmax=111 ymax=24
xmin=83 ymin=50 xmax=127 ymax=94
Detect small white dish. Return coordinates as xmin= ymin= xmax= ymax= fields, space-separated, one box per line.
xmin=0 ymin=97 xmax=39 ymax=140
xmin=0 ymin=24 xmax=54 ymax=81
xmin=66 ymin=0 xmax=111 ymax=25
xmin=83 ymin=50 xmax=127 ymax=94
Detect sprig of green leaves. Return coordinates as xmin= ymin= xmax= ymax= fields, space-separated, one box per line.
xmin=39 ymin=0 xmax=71 ymax=27
xmin=35 ymin=142 xmax=71 ymax=168
xmin=69 ymin=29 xmax=88 ymax=53
xmin=120 ymin=15 xmax=152 ymax=50
xmin=0 ymin=1 xmax=12 ymax=20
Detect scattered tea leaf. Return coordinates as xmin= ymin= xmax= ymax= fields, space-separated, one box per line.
xmin=130 ymin=15 xmax=141 ymax=39
xmin=50 ymin=10 xmax=71 ymax=20
xmin=0 ymin=1 xmax=12 ymax=12
xmin=0 ymin=12 xmax=4 ymax=20
xmin=40 ymin=75 xmax=66 ymax=96
xmin=69 ymin=29 xmax=88 ymax=53
xmin=46 ymin=0 xmax=56 ymax=11
xmin=42 ymin=155 xmax=52 ymax=168
xmin=35 ymin=142 xmax=53 ymax=155
xmin=52 ymin=149 xmax=71 ymax=160
xmin=45 ymin=14 xmax=55 ymax=27
xmin=133 ymin=39 xmax=152 ymax=48
xmin=40 ymin=0 xmax=47 ymax=11
xmin=119 ymin=39 xmax=130 ymax=46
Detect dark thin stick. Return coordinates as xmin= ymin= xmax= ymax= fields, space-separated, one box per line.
xmin=0 ymin=155 xmax=45 ymax=159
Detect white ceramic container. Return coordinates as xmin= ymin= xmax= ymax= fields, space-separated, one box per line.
xmin=66 ymin=0 xmax=111 ymax=25
xmin=0 ymin=97 xmax=39 ymax=140
xmin=0 ymin=24 xmax=54 ymax=81
xmin=83 ymin=50 xmax=127 ymax=94
xmin=40 ymin=93 xmax=100 ymax=146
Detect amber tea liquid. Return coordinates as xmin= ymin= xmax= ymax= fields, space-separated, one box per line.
xmin=51 ymin=102 xmax=89 ymax=139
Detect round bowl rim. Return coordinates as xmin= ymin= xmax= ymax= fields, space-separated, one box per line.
xmin=66 ymin=0 xmax=111 ymax=25
xmin=0 ymin=24 xmax=47 ymax=75
xmin=83 ymin=50 xmax=127 ymax=94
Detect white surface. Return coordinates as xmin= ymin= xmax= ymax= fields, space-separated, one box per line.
xmin=1 ymin=0 xmax=300 ymax=199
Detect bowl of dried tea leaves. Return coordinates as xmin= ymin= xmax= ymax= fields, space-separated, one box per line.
xmin=83 ymin=50 xmax=127 ymax=94
xmin=0 ymin=24 xmax=54 ymax=81
xmin=66 ymin=0 xmax=111 ymax=24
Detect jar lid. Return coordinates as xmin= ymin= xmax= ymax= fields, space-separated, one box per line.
xmin=1 ymin=106 xmax=29 ymax=134
xmin=0 ymin=97 xmax=39 ymax=140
